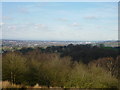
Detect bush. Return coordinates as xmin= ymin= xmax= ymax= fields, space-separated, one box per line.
xmin=2 ymin=51 xmax=119 ymax=88
xmin=2 ymin=52 xmax=27 ymax=84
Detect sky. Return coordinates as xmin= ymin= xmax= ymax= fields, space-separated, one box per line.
xmin=1 ymin=2 xmax=118 ymax=41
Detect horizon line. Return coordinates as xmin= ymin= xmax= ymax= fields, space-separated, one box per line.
xmin=1 ymin=39 xmax=118 ymax=42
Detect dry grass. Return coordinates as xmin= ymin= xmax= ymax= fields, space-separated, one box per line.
xmin=1 ymin=81 xmax=52 ymax=88
xmin=0 ymin=81 xmax=2 ymax=89
xmin=2 ymin=81 xmax=22 ymax=88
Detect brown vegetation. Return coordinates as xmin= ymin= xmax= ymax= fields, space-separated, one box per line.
xmin=2 ymin=50 xmax=119 ymax=88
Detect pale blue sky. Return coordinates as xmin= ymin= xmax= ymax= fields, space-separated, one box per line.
xmin=1 ymin=2 xmax=118 ymax=41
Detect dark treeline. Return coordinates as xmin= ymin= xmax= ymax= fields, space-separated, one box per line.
xmin=16 ymin=44 xmax=119 ymax=64
xmin=2 ymin=44 xmax=120 ymax=88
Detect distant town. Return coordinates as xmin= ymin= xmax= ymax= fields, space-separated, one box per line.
xmin=1 ymin=39 xmax=119 ymax=53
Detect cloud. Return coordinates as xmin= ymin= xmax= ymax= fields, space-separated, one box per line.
xmin=72 ymin=22 xmax=80 ymax=27
xmin=33 ymin=23 xmax=51 ymax=32
xmin=34 ymin=24 xmax=47 ymax=29
xmin=35 ymin=3 xmax=61 ymax=8
xmin=0 ymin=22 xmax=5 ymax=26
xmin=57 ymin=18 xmax=69 ymax=22
xmin=84 ymin=16 xmax=97 ymax=19
xmin=8 ymin=25 xmax=16 ymax=30
xmin=19 ymin=8 xmax=29 ymax=14
xmin=3 ymin=16 xmax=13 ymax=20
